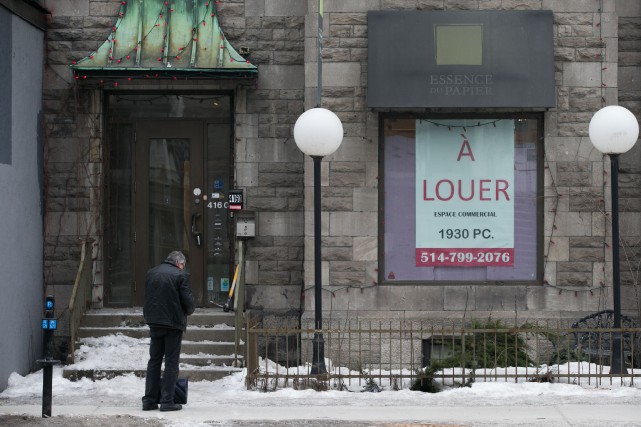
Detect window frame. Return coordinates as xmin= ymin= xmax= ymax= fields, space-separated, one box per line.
xmin=378 ymin=112 xmax=545 ymax=286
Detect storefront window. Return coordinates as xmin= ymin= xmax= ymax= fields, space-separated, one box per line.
xmin=382 ymin=116 xmax=541 ymax=282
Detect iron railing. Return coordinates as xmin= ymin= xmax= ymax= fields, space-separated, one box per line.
xmin=67 ymin=240 xmax=94 ymax=363
xmin=245 ymin=318 xmax=641 ymax=391
xmin=233 ymin=239 xmax=247 ymax=367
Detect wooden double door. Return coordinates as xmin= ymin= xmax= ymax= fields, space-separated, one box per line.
xmin=105 ymin=101 xmax=234 ymax=308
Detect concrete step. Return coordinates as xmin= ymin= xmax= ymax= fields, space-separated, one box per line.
xmin=180 ymin=354 xmax=242 ymax=367
xmin=62 ymin=366 xmax=242 ymax=382
xmin=75 ymin=331 xmax=243 ymax=356
xmin=80 ymin=308 xmax=235 ymax=328
xmin=78 ymin=326 xmax=237 ymax=342
xmin=67 ymin=307 xmax=245 ymax=382
xmin=181 ymin=341 xmax=242 ymax=356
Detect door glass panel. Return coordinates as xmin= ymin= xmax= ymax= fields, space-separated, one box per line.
xmin=206 ymin=124 xmax=232 ymax=305
xmin=106 ymin=124 xmax=133 ymax=305
xmin=108 ymin=94 xmax=228 ymax=119
xmin=148 ymin=138 xmax=190 ymax=269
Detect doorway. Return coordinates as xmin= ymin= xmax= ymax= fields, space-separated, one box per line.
xmin=105 ymin=93 xmax=234 ymax=307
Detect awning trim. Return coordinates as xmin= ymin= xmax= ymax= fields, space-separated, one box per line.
xmin=70 ymin=0 xmax=257 ymax=79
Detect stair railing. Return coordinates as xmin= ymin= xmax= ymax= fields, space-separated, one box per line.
xmin=67 ymin=240 xmax=94 ymax=363
xmin=234 ymin=239 xmax=246 ymax=367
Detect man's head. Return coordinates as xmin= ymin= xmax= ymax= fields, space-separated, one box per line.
xmin=165 ymin=251 xmax=187 ymax=270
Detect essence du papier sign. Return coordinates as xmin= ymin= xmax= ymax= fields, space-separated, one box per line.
xmin=367 ymin=11 xmax=555 ymax=108
xmin=415 ymin=120 xmax=514 ymax=267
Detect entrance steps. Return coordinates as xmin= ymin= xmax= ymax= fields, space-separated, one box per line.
xmin=62 ymin=308 xmax=244 ymax=382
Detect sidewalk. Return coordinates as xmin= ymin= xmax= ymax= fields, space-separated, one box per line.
xmin=2 ymin=367 xmax=641 ymax=426
xmin=2 ymin=403 xmax=641 ymax=426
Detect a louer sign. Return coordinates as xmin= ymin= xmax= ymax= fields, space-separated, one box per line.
xmin=415 ymin=119 xmax=515 ymax=267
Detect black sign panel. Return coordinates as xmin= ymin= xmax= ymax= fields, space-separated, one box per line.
xmin=228 ymin=189 xmax=243 ymax=211
xmin=367 ymin=11 xmax=555 ymax=108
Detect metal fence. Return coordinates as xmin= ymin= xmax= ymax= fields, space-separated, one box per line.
xmin=245 ymin=318 xmax=641 ymax=391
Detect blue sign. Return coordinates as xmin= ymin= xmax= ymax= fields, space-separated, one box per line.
xmin=42 ymin=319 xmax=57 ymax=330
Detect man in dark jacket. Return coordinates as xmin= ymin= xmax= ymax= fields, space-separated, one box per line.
xmin=142 ymin=251 xmax=195 ymax=412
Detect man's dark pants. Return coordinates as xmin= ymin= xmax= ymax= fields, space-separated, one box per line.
xmin=142 ymin=327 xmax=183 ymax=406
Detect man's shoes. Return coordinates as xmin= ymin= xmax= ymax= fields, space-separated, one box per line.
xmin=159 ymin=403 xmax=182 ymax=412
xmin=142 ymin=403 xmax=158 ymax=411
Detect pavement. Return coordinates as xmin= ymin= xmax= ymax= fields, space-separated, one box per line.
xmin=2 ymin=403 xmax=641 ymax=426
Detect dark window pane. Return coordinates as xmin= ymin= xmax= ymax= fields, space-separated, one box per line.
xmin=148 ymin=138 xmax=190 ymax=266
xmin=106 ymin=124 xmax=133 ymax=304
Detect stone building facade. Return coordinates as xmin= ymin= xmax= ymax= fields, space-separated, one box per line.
xmin=41 ymin=0 xmax=641 ymax=354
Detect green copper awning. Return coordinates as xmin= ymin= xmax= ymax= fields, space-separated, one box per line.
xmin=70 ymin=0 xmax=257 ymax=79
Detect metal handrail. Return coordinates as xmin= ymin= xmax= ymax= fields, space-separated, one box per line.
xmin=67 ymin=240 xmax=93 ymax=363
xmin=233 ymin=239 xmax=246 ymax=367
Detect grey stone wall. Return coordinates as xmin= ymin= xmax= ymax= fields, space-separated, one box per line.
xmin=43 ymin=0 xmax=111 ymax=321
xmin=238 ymin=1 xmax=308 ymax=327
xmin=41 ymin=0 xmax=641 ymax=337
xmin=617 ymin=2 xmax=641 ymax=317
xmin=299 ymin=0 xmax=641 ymax=324
xmin=42 ymin=1 xmax=309 ymax=328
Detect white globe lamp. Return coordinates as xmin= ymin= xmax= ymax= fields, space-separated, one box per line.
xmin=294 ymin=108 xmax=344 ymax=157
xmin=588 ymin=105 xmax=639 ymax=154
xmin=293 ymin=107 xmax=343 ymax=375
xmin=588 ymin=104 xmax=639 ymax=375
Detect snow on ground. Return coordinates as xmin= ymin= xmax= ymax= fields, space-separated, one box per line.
xmin=1 ymin=333 xmax=641 ymax=410
xmin=2 ymin=366 xmax=641 ymax=411
xmin=72 ymin=334 xmax=150 ymax=370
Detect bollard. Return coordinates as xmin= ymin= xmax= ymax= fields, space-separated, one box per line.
xmin=37 ymin=295 xmax=59 ymax=418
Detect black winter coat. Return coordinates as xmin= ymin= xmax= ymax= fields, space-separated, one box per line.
xmin=143 ymin=261 xmax=196 ymax=331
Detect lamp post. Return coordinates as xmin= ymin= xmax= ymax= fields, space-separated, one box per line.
xmin=294 ymin=107 xmax=344 ymax=375
xmin=588 ymin=105 xmax=639 ymax=375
